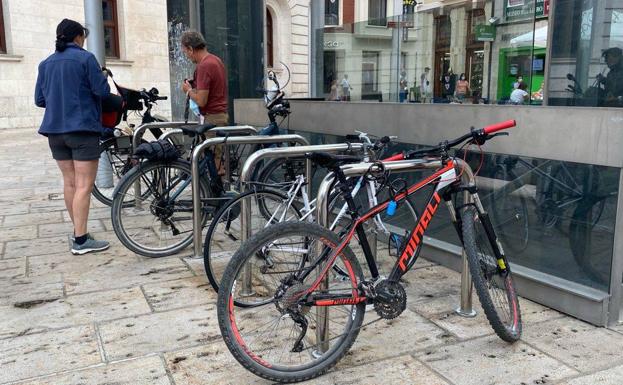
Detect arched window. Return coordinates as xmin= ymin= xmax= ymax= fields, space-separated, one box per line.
xmin=266 ymin=9 xmax=274 ymax=68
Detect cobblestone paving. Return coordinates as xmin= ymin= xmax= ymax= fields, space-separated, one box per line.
xmin=1 ymin=129 xmax=623 ymax=384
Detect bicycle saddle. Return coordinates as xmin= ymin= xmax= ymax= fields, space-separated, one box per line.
xmin=305 ymin=152 xmax=362 ymax=170
xmin=179 ymin=123 xmax=216 ymax=137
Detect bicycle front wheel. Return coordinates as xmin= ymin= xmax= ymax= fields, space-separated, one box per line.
xmin=111 ymin=159 xmax=211 ymax=257
xmin=203 ymin=189 xmax=302 ymax=292
xmin=461 ymin=206 xmax=522 ymax=342
xmin=217 ymin=221 xmax=365 ymax=383
xmin=92 ymin=136 xmax=136 ymax=207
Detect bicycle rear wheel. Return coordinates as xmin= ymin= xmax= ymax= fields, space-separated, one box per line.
xmin=203 ymin=189 xmax=302 ymax=292
xmin=217 ymin=221 xmax=365 ymax=383
xmin=111 ymin=159 xmax=211 ymax=257
xmin=461 ymin=206 xmax=522 ymax=342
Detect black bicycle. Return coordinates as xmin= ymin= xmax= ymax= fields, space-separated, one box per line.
xmin=216 ymin=120 xmax=521 ymax=383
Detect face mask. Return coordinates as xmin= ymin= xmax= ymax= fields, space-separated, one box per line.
xmin=189 ymin=98 xmax=201 ymax=117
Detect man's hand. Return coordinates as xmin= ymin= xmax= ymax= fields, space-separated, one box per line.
xmin=182 ymin=79 xmax=192 ymax=94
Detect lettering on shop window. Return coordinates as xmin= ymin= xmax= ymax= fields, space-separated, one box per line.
xmin=324 ymin=41 xmax=344 ymax=48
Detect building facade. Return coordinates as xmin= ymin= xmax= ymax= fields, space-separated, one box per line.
xmin=0 ymin=0 xmax=172 ymax=130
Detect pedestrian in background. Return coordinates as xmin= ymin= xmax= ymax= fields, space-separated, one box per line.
xmin=340 ymin=74 xmax=352 ymax=101
xmin=180 ymin=30 xmax=229 ymax=175
xmin=420 ymin=67 xmax=431 ymax=103
xmin=455 ymin=73 xmax=470 ymax=102
xmin=34 ymin=19 xmax=111 ymax=255
xmin=510 ymin=82 xmax=529 ymax=105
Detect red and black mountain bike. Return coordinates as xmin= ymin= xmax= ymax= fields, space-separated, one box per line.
xmin=216 ymin=120 xmax=521 ymax=383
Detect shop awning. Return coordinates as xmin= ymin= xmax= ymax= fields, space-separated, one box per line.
xmin=510 ymin=26 xmax=548 ymax=47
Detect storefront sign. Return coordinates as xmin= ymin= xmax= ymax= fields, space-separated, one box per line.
xmin=475 ymin=25 xmax=496 ymax=42
xmin=505 ymin=0 xmax=549 ymax=22
xmin=324 ymin=40 xmax=344 ymax=48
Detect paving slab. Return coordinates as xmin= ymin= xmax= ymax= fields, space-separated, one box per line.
xmin=0 ymin=273 xmax=63 ymax=307
xmin=0 ymin=257 xmax=25 ymax=280
xmin=28 ymin=251 xmax=136 ymax=277
xmin=341 ymin=308 xmax=456 ymax=367
xmin=0 ymin=224 xmax=38 ymax=242
xmin=0 ymin=202 xmax=29 ymax=216
xmin=418 ymin=335 xmax=579 ymax=385
xmin=28 ymin=199 xmax=67 ymax=213
xmin=38 ymin=220 xmax=105 ymax=238
xmin=98 ymin=305 xmax=219 ymax=361
xmin=0 ymin=211 xmax=62 ymax=227
xmin=64 ymin=257 xmax=194 ymax=295
xmin=522 ymin=317 xmax=623 ymax=372
xmin=164 ymin=343 xmax=267 ymax=385
xmin=0 ymin=325 xmax=101 ymax=384
xmin=16 ymin=356 xmax=171 ymax=385
xmin=306 ymin=355 xmax=451 ymax=385
xmin=3 ymin=235 xmax=69 ymax=259
xmin=142 ymin=276 xmax=217 ymax=312
xmin=0 ymin=287 xmax=151 ymax=339
xmin=558 ymin=363 xmax=623 ymax=385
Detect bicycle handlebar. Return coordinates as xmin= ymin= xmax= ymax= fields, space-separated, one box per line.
xmin=483 ymin=119 xmax=516 ymax=135
xmin=401 ymin=119 xmax=515 ymax=160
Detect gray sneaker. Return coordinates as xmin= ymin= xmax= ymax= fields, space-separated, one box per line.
xmin=71 ymin=237 xmax=110 ymax=255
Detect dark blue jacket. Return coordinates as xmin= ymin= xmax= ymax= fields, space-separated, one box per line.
xmin=35 ymin=43 xmax=110 ymax=135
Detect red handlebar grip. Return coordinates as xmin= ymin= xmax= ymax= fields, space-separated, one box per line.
xmin=483 ymin=119 xmax=516 ymax=134
xmin=383 ymin=153 xmax=404 ymax=162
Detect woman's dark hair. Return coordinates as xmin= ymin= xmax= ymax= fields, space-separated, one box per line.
xmin=181 ymin=31 xmax=207 ymax=50
xmin=55 ymin=19 xmax=87 ymax=52
xmin=460 ymin=73 xmax=466 ymax=80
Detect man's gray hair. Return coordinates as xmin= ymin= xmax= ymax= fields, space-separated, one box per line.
xmin=181 ymin=31 xmax=207 ymax=50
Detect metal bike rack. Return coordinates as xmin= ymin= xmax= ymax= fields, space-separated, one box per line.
xmin=190 ymin=134 xmax=309 ymax=259
xmin=237 ymin=143 xmax=365 ymax=295
xmin=132 ymin=121 xmax=192 ymax=151
xmin=314 ymin=157 xmax=479 ymax=350
xmin=132 ymin=126 xmax=258 ymax=208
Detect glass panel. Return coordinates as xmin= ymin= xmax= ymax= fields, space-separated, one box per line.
xmin=289 ymin=128 xmax=619 ymax=292
xmin=314 ymin=0 xmax=553 ymax=105
xmin=368 ymin=0 xmax=387 ymax=26
xmin=200 ymin=0 xmax=264 ymax=122
xmin=103 ymin=27 xmax=116 ymax=58
xmin=166 ymin=0 xmax=192 ymax=120
xmin=326 ymin=0 xmax=340 ymax=26
xmin=102 ymin=1 xmax=113 ymax=21
xmin=548 ymin=0 xmax=623 ymax=108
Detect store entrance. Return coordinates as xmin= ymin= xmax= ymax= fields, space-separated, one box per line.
xmin=323 ymin=51 xmax=337 ymax=97
xmin=434 ymin=51 xmax=450 ymax=98
xmin=467 ymin=48 xmax=485 ymax=101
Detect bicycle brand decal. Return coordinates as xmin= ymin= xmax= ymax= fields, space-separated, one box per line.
xmin=398 ymin=192 xmax=442 ymax=272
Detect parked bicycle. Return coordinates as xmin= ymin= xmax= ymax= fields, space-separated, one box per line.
xmin=202 ymin=132 xmax=418 ymax=292
xmin=110 ymin=68 xmax=295 ymax=258
xmin=216 ymin=120 xmax=521 ymax=383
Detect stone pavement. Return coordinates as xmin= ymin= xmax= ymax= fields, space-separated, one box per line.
xmin=1 ymin=128 xmax=623 ymax=385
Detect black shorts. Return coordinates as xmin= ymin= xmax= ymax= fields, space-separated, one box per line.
xmin=48 ymin=132 xmax=101 ymax=161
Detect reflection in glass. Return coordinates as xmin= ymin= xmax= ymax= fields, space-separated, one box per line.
xmin=297 ymin=130 xmax=619 ymax=293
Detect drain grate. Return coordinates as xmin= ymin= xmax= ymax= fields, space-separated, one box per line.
xmin=48 ymin=193 xmax=63 ymax=201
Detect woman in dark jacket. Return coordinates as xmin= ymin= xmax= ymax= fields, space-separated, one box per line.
xmin=35 ymin=19 xmax=110 ymax=255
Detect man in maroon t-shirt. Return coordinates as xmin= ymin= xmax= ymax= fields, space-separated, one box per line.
xmin=180 ymin=31 xmax=229 ymax=127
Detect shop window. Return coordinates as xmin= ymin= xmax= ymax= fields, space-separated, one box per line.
xmin=102 ymin=0 xmax=120 ymax=58
xmin=466 ymin=9 xmax=485 ymax=46
xmin=368 ymin=0 xmax=387 ymax=26
xmin=266 ymin=9 xmax=274 ymax=68
xmin=325 ymin=0 xmax=339 ymax=26
xmin=362 ymin=51 xmax=379 ymax=94
xmin=0 ymin=0 xmax=6 ymax=54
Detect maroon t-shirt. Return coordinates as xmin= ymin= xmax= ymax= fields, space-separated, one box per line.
xmin=194 ymin=53 xmax=228 ymax=115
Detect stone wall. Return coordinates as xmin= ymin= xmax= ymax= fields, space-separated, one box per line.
xmin=0 ymin=0 xmax=172 ymax=130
